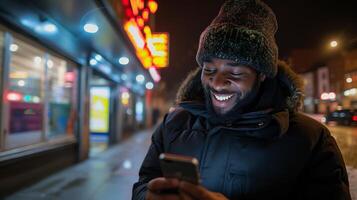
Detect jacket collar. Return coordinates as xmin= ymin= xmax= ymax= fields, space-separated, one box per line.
xmin=179 ymin=101 xmax=290 ymax=138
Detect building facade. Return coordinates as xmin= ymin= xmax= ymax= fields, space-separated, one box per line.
xmin=0 ymin=0 xmax=161 ymax=196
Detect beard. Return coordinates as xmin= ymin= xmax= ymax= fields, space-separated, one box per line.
xmin=203 ymin=77 xmax=262 ymax=119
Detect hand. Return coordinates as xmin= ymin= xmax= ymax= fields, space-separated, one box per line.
xmin=179 ymin=181 xmax=229 ymax=200
xmin=146 ymin=177 xmax=181 ymax=200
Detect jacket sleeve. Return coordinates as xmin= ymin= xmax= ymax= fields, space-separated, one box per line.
xmin=132 ymin=119 xmax=166 ymax=200
xmin=300 ymin=127 xmax=351 ymax=200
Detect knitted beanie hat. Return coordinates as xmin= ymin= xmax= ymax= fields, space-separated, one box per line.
xmin=196 ymin=0 xmax=278 ymax=78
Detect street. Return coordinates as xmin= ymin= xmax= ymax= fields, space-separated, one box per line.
xmin=329 ymin=125 xmax=357 ymax=168
xmin=327 ymin=124 xmax=357 ymax=199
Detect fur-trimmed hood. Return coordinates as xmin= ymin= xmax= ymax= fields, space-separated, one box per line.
xmin=176 ymin=60 xmax=304 ymax=112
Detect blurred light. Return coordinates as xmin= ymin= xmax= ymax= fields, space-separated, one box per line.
xmin=119 ymin=57 xmax=130 ymax=65
xmin=145 ymin=82 xmax=154 ymax=90
xmin=122 ymin=92 xmax=130 ymax=99
xmin=121 ymin=74 xmax=128 ymax=81
xmin=353 ymin=116 xmax=357 ymax=122
xmin=328 ymin=92 xmax=336 ymax=100
xmin=47 ymin=59 xmax=54 ymax=68
xmin=130 ymin=0 xmax=139 ymax=15
xmin=330 ymin=40 xmax=338 ymax=48
xmin=124 ymin=20 xmax=145 ymax=49
xmin=142 ymin=9 xmax=149 ymax=21
xmin=321 ymin=117 xmax=326 ymax=123
xmin=90 ymin=58 xmax=98 ymax=66
xmin=65 ymin=72 xmax=75 ymax=82
xmin=64 ymin=83 xmax=73 ymax=88
xmin=137 ymin=17 xmax=144 ymax=27
xmin=135 ymin=101 xmax=144 ymax=122
xmin=138 ymin=0 xmax=144 ymax=9
xmin=113 ymin=74 xmax=120 ymax=82
xmin=123 ymin=160 xmax=132 ymax=169
xmin=136 ymin=74 xmax=145 ymax=84
xmin=321 ymin=92 xmax=329 ymax=100
xmin=99 ymin=64 xmax=111 ymax=75
xmin=143 ymin=26 xmax=152 ymax=38
xmin=84 ymin=23 xmax=99 ymax=33
xmin=34 ymin=56 xmax=42 ymax=64
xmin=121 ymin=91 xmax=130 ymax=106
xmin=149 ymin=67 xmax=161 ymax=82
xmin=147 ymin=33 xmax=169 ymax=68
xmin=148 ymin=0 xmax=158 ymax=14
xmin=122 ymin=0 xmax=130 ymax=6
xmin=10 ymin=44 xmax=18 ymax=52
xmin=17 ymin=80 xmax=26 ymax=87
xmin=43 ymin=22 xmax=57 ymax=33
xmin=344 ymin=88 xmax=357 ymax=96
xmin=7 ymin=92 xmax=22 ymax=101
xmin=10 ymin=71 xmax=28 ymax=79
xmin=346 ymin=77 xmax=352 ymax=83
xmin=23 ymin=95 xmax=32 ymax=102
xmin=95 ymin=54 xmax=103 ymax=61
xmin=32 ymin=96 xmax=40 ymax=103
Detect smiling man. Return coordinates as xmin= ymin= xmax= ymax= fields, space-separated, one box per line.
xmin=201 ymin=58 xmax=266 ymax=116
xmin=132 ymin=0 xmax=351 ymax=200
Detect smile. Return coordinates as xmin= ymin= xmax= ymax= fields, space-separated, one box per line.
xmin=213 ymin=93 xmax=234 ymax=101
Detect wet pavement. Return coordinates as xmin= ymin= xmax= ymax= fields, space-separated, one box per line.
xmin=6 ymin=123 xmax=357 ymax=199
xmin=6 ymin=129 xmax=153 ymax=200
xmin=328 ymin=124 xmax=357 ymax=199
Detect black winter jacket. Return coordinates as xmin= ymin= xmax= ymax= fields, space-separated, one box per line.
xmin=132 ymin=62 xmax=351 ymax=200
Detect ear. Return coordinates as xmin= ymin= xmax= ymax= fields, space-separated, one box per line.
xmin=259 ymin=74 xmax=266 ymax=82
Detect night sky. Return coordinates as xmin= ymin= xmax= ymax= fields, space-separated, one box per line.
xmin=155 ymin=0 xmax=357 ymax=99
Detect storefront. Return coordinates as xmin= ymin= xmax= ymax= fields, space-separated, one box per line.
xmin=0 ymin=0 xmax=155 ymax=196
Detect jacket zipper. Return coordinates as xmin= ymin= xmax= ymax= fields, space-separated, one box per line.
xmin=199 ymin=127 xmax=220 ymax=176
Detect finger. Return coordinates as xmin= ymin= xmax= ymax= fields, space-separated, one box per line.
xmin=179 ymin=191 xmax=194 ymax=200
xmin=146 ymin=190 xmax=181 ymax=200
xmin=179 ymin=181 xmax=211 ymax=199
xmin=148 ymin=177 xmax=180 ymax=191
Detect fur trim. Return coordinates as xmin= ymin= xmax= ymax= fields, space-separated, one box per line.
xmin=175 ymin=61 xmax=304 ymax=112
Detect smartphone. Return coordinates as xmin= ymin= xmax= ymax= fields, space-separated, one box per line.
xmin=159 ymin=153 xmax=200 ymax=185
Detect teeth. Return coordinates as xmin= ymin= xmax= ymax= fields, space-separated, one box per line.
xmin=213 ymin=94 xmax=234 ymax=101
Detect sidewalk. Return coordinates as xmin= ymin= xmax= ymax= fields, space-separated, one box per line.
xmin=6 ymin=129 xmax=153 ymax=200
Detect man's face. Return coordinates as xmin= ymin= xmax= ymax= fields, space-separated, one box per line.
xmin=201 ymin=58 xmax=265 ymax=115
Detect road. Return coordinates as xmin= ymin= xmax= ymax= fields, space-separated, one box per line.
xmin=328 ymin=124 xmax=357 ymax=168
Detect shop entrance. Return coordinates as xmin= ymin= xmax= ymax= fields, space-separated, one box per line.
xmin=89 ymin=74 xmax=112 ymax=156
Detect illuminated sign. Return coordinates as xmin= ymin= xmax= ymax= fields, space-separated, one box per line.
xmin=90 ymin=87 xmax=110 ymax=133
xmin=147 ymin=33 xmax=169 ymax=68
xmin=149 ymin=67 xmax=161 ymax=82
xmin=120 ymin=0 xmax=168 ymax=73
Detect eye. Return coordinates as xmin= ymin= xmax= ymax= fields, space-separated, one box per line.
xmin=203 ymin=68 xmax=216 ymax=74
xmin=230 ymin=72 xmax=244 ymax=77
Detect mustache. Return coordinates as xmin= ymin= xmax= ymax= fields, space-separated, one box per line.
xmin=203 ymin=86 xmax=237 ymax=95
xmin=203 ymin=85 xmax=246 ymax=102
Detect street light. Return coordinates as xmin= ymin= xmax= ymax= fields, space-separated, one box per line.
xmin=330 ymin=40 xmax=338 ymax=48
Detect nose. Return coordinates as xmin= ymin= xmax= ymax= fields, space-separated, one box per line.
xmin=210 ymin=73 xmax=230 ymax=91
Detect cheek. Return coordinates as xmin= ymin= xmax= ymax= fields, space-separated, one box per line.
xmin=231 ymin=80 xmax=254 ymax=93
xmin=201 ymin=75 xmax=210 ymax=87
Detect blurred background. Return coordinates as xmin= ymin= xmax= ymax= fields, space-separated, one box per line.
xmin=0 ymin=0 xmax=357 ymax=199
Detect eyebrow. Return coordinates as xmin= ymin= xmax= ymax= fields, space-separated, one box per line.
xmin=203 ymin=57 xmax=213 ymax=62
xmin=226 ymin=62 xmax=241 ymax=66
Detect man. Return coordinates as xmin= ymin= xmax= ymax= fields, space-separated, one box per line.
xmin=132 ymin=0 xmax=351 ymax=199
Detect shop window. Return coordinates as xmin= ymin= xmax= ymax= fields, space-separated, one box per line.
xmin=5 ymin=37 xmax=45 ymax=149
xmin=2 ymin=34 xmax=78 ymax=150
xmin=46 ymin=55 xmax=77 ymax=139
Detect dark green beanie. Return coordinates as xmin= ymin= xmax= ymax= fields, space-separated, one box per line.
xmin=196 ymin=0 xmax=278 ymax=78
